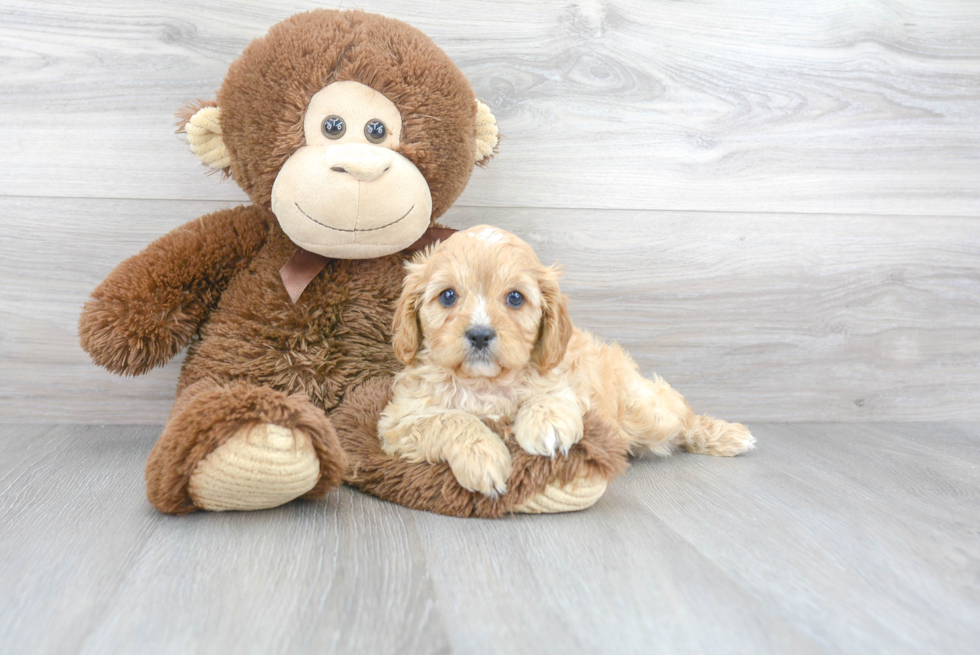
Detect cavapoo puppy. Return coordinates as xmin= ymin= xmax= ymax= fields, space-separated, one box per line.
xmin=378 ymin=225 xmax=755 ymax=496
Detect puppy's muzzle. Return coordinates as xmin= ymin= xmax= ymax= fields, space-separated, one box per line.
xmin=465 ymin=326 xmax=496 ymax=352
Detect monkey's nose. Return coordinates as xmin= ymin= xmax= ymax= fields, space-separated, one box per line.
xmin=465 ymin=326 xmax=496 ymax=351
xmin=324 ymin=143 xmax=391 ymax=182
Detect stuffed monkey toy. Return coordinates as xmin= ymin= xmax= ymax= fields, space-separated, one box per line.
xmin=79 ymin=9 xmax=627 ymax=517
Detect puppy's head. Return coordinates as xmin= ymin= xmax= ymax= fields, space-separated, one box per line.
xmin=393 ymin=225 xmax=572 ymax=378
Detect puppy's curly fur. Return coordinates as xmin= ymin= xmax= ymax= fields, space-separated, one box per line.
xmin=379 ymin=226 xmax=756 ymax=497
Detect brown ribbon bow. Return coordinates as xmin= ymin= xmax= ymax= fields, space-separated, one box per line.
xmin=279 ymin=226 xmax=457 ymax=303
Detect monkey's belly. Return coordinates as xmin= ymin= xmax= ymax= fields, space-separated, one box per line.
xmin=179 ymin=242 xmax=408 ymax=413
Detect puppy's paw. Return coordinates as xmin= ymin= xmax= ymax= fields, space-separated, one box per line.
xmin=712 ymin=422 xmax=756 ymax=457
xmin=514 ymin=401 xmax=584 ymax=457
xmin=684 ymin=416 xmax=756 ymax=457
xmin=447 ymin=427 xmax=513 ymax=498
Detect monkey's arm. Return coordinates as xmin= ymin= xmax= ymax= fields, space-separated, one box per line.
xmin=79 ymin=205 xmax=269 ymax=376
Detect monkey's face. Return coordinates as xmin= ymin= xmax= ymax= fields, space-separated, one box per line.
xmin=270 ymin=81 xmax=433 ymax=259
xmin=182 ymin=10 xmax=499 ymax=260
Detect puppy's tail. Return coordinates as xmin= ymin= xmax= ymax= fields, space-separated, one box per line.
xmin=678 ymin=414 xmax=756 ymax=457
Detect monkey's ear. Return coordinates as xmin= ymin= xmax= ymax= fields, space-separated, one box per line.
xmin=177 ymin=101 xmax=232 ymax=170
xmin=474 ymin=100 xmax=499 ymax=166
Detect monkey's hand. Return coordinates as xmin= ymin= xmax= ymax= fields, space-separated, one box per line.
xmin=78 ymin=206 xmax=268 ymax=375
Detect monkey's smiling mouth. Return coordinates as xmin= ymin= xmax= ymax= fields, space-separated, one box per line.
xmin=295 ymin=203 xmax=415 ymax=233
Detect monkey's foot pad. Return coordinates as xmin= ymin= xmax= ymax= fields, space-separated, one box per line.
xmin=188 ymin=424 xmax=320 ymax=512
xmin=514 ymin=476 xmax=609 ymax=514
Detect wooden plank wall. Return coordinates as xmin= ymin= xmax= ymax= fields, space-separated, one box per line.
xmin=1 ymin=0 xmax=978 ymax=423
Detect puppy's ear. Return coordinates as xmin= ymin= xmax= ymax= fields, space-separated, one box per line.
xmin=392 ymin=253 xmax=430 ymax=366
xmin=532 ymin=265 xmax=573 ymax=371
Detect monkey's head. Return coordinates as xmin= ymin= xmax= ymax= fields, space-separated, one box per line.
xmin=180 ymin=10 xmax=498 ymax=259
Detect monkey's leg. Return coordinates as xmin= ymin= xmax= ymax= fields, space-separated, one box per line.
xmin=145 ymin=379 xmax=346 ymax=514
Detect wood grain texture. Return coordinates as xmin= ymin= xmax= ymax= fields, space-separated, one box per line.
xmin=0 ymin=425 xmax=450 ymax=654
xmin=0 ymin=0 xmax=978 ymax=214
xmin=1 ymin=423 xmax=977 ymax=653
xmin=0 ymin=425 xmax=162 ymax=653
xmin=419 ymin=422 xmax=980 ymax=654
xmin=620 ymin=422 xmax=980 ymax=654
xmin=2 ymin=197 xmax=977 ymax=423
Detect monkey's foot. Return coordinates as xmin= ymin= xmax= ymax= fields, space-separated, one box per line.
xmin=187 ymin=424 xmax=321 ymax=512
xmin=146 ymin=380 xmax=346 ymax=515
xmin=513 ymin=475 xmax=608 ymax=514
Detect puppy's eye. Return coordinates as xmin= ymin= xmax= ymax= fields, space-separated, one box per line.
xmin=364 ymin=119 xmax=387 ymax=143
xmin=506 ymin=291 xmax=525 ymax=308
xmin=439 ymin=289 xmax=457 ymax=307
xmin=322 ymin=116 xmax=346 ymax=139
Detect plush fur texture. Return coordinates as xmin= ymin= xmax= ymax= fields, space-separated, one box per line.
xmin=215 ymin=9 xmax=482 ymax=217
xmin=78 ymin=206 xmax=270 ymax=376
xmin=147 ymin=378 xmax=347 ymax=515
xmin=379 ymin=227 xmax=756 ymax=496
xmin=79 ymin=9 xmax=617 ymax=515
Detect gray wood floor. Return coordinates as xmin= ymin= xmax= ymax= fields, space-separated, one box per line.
xmin=1 ymin=423 xmax=976 ymax=654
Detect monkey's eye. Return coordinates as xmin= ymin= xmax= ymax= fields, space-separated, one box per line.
xmin=439 ymin=289 xmax=457 ymax=307
xmin=321 ymin=116 xmax=346 ymax=139
xmin=506 ymin=291 xmax=525 ymax=308
xmin=364 ymin=119 xmax=387 ymax=143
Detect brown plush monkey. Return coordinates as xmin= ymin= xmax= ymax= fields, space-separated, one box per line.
xmin=78 ymin=9 xmax=627 ymax=516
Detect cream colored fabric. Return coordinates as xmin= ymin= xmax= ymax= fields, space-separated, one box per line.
xmin=270 ymin=81 xmax=432 ymax=259
xmin=474 ymin=100 xmax=499 ymax=162
xmin=186 ymin=106 xmax=231 ymax=169
xmin=514 ymin=476 xmax=608 ymax=514
xmin=303 ymin=81 xmax=402 ymax=149
xmin=188 ymin=424 xmax=320 ymax=512
xmin=271 ymin=143 xmax=432 ymax=259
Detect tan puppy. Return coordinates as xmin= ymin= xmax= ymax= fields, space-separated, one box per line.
xmin=379 ymin=225 xmax=755 ymax=497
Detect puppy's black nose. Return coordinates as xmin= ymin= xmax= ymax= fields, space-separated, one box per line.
xmin=466 ymin=326 xmax=496 ymax=350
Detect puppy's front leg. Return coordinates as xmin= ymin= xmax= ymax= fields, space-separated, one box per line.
xmin=514 ymin=384 xmax=584 ymax=457
xmin=380 ymin=411 xmax=512 ymax=497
